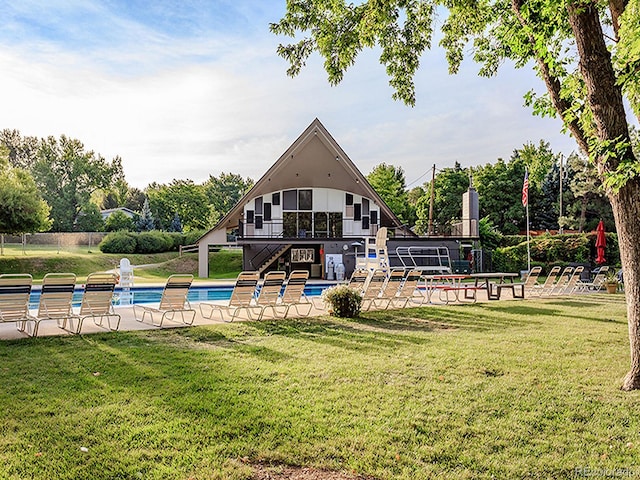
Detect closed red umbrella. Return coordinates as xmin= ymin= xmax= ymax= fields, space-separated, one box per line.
xmin=595 ymin=220 xmax=606 ymax=264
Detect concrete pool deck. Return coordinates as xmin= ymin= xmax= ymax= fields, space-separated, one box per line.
xmin=0 ymin=281 xmax=525 ymax=340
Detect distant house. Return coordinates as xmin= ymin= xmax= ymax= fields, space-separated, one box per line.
xmin=100 ymin=208 xmax=137 ymax=221
xmin=196 ymin=119 xmax=479 ymax=278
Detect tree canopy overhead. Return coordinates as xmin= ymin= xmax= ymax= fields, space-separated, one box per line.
xmin=272 ymin=0 xmax=640 ymax=390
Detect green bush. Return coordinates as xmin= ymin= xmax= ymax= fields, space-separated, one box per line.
xmin=322 ymin=284 xmax=362 ymax=318
xmin=493 ymin=232 xmax=620 ymax=272
xmin=166 ymin=232 xmax=184 ymax=250
xmin=99 ymin=232 xmax=137 ymax=254
xmin=183 ymin=230 xmax=205 ymax=245
xmin=136 ymin=231 xmax=173 ymax=254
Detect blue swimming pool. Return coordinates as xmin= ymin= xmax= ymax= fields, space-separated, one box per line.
xmin=29 ymin=283 xmax=332 ymax=308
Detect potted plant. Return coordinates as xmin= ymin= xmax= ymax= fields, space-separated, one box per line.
xmin=604 ymin=271 xmax=619 ymax=294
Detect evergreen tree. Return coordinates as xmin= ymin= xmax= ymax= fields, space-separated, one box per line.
xmin=137 ymin=198 xmax=156 ymax=231
xmin=169 ymin=214 xmax=183 ymax=233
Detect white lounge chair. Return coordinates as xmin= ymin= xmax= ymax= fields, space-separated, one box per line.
xmin=133 ymin=274 xmax=195 ymax=327
xmin=69 ymin=272 xmax=121 ymax=334
xmin=199 ymin=272 xmax=259 ymax=322
xmin=0 ymin=274 xmax=35 ymax=335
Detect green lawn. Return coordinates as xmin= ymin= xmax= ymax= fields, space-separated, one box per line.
xmin=0 ymin=247 xmax=242 ymax=282
xmin=0 ymin=294 xmax=638 ymax=479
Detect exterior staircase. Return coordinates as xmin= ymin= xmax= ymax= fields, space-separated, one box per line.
xmin=256 ymin=244 xmax=292 ymax=275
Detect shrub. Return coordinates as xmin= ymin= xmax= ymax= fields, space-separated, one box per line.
xmin=166 ymin=232 xmax=184 ymax=250
xmin=105 ymin=211 xmax=135 ymax=231
xmin=136 ymin=231 xmax=173 ymax=254
xmin=183 ymin=230 xmax=205 ymax=246
xmin=322 ymin=284 xmax=362 ymax=318
xmin=99 ymin=232 xmax=137 ymax=254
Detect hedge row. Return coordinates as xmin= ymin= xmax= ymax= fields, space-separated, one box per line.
xmin=492 ymin=232 xmax=619 ymax=272
xmin=98 ymin=230 xmax=204 ymax=254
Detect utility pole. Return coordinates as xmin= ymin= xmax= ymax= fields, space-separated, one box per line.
xmin=559 ymin=154 xmax=564 ymax=234
xmin=428 ymin=164 xmax=436 ymax=236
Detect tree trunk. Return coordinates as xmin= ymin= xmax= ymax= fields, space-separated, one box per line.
xmin=567 ymin=2 xmax=640 ymax=390
xmin=610 ymin=182 xmax=640 ymax=390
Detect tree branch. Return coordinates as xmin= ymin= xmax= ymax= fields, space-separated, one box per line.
xmin=511 ymin=0 xmax=590 ymax=156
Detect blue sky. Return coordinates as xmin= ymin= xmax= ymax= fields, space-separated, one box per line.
xmin=0 ymin=1 xmax=583 ymax=189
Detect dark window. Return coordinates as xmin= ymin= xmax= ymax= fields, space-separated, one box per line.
xmin=255 ymin=197 xmax=263 ymax=215
xmin=298 ymin=212 xmax=312 ymax=236
xmin=362 ymin=198 xmax=370 ymax=215
xmin=362 ymin=216 xmax=369 ymax=230
xmin=283 ymin=212 xmax=297 ymax=237
xmin=255 ymin=215 xmax=263 ymax=229
xmin=354 ymin=203 xmax=362 ymax=221
xmin=329 ymin=213 xmax=343 ymax=237
xmin=346 ymin=193 xmax=353 ymax=205
xmin=299 ymin=189 xmax=312 ymax=210
xmin=264 ymin=203 xmax=272 ymax=221
xmin=272 ymin=192 xmax=280 ymax=205
xmin=246 ymin=210 xmax=254 ymax=224
xmin=370 ymin=210 xmax=378 ymax=225
xmin=314 ymin=212 xmax=328 ymax=238
xmin=283 ymin=190 xmax=297 ymax=210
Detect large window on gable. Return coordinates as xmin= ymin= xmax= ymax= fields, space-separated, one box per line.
xmin=299 ymin=189 xmax=312 ymax=210
xmin=283 ymin=190 xmax=297 ymax=210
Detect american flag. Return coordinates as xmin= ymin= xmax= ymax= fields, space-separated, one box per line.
xmin=522 ymin=170 xmax=529 ymax=207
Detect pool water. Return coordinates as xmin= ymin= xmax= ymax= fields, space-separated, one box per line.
xmin=29 ymin=283 xmax=331 ymax=308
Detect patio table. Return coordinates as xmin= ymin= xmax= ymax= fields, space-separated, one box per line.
xmin=470 ymin=272 xmax=521 ymax=300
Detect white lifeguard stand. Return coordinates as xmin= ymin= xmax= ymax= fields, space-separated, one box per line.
xmin=118 ymin=258 xmax=134 ymax=304
xmin=356 ymin=227 xmax=389 ymax=270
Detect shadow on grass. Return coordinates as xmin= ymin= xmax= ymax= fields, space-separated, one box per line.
xmin=523 ymin=295 xmax=628 ymax=324
xmin=356 ymin=302 xmax=549 ymax=333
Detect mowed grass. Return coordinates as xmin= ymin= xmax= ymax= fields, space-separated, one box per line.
xmin=0 ymin=294 xmax=638 ymax=479
xmin=0 ymin=247 xmax=242 ymax=282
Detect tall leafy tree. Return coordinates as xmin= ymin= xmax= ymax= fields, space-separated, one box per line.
xmin=32 ymin=136 xmax=123 ymax=231
xmin=0 ymin=152 xmax=51 ymax=237
xmin=203 ymin=173 xmax=254 ymax=224
xmin=272 ymin=0 xmax=640 ymax=390
xmin=474 ymin=159 xmax=526 ymax=234
xmin=367 ymin=163 xmax=412 ymax=225
xmin=415 ymin=162 xmax=468 ymax=235
xmin=565 ymin=154 xmax=613 ymax=232
xmin=124 ymin=187 xmax=147 ymax=213
xmin=146 ymin=180 xmax=212 ymax=232
xmin=0 ymin=129 xmax=39 ymax=170
xmin=75 ymin=203 xmax=105 ymax=232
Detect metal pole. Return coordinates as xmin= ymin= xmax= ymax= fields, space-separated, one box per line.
xmin=526 ymin=202 xmax=531 ymax=272
xmin=428 ymin=164 xmax=436 ymax=236
xmin=559 ymin=154 xmax=563 ymax=234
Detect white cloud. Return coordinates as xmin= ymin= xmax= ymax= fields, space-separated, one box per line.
xmin=0 ymin=1 xmax=590 ymax=192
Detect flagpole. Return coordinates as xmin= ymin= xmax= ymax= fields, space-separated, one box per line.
xmin=523 ymin=167 xmax=531 ymax=272
xmin=526 ymin=201 xmax=531 ymax=272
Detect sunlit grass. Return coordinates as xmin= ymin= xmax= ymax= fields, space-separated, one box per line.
xmin=0 ymin=294 xmax=637 ymax=479
xmin=0 ymin=248 xmax=242 ymax=282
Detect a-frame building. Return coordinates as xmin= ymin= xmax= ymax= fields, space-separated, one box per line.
xmin=196 ymin=118 xmax=414 ymax=278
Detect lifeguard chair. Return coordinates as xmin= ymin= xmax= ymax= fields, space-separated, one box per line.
xmin=117 ymin=258 xmax=134 ymax=304
xmin=118 ymin=258 xmax=134 ymax=288
xmin=356 ymin=227 xmax=389 ymax=270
